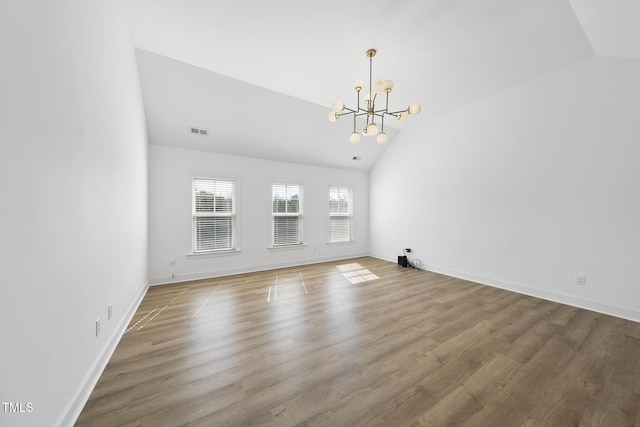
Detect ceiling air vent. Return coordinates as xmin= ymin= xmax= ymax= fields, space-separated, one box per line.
xmin=190 ymin=126 xmax=208 ymax=136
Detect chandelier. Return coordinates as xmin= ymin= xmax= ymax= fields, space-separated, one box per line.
xmin=328 ymin=49 xmax=421 ymax=144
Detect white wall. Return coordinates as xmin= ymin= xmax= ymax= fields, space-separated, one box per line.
xmin=149 ymin=145 xmax=369 ymax=284
xmin=370 ymin=55 xmax=640 ymax=321
xmin=0 ymin=1 xmax=148 ymax=426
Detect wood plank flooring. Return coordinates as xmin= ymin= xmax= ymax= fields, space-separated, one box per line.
xmin=75 ymin=257 xmax=640 ymax=426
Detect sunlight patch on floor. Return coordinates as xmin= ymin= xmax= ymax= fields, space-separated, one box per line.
xmin=266 ymin=272 xmax=309 ymax=302
xmin=337 ymin=263 xmax=379 ymax=284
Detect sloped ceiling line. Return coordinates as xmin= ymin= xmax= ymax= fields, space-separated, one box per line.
xmin=122 ymin=0 xmax=640 ymax=171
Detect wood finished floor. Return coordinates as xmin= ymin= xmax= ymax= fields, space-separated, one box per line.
xmin=76 ymin=257 xmax=640 ymax=426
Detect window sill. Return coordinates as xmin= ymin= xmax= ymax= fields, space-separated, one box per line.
xmin=186 ymin=249 xmax=242 ymax=258
xmin=268 ymin=244 xmax=307 ymax=251
xmin=326 ymin=240 xmax=356 ymax=246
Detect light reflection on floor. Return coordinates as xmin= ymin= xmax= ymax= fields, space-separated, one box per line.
xmin=266 ymin=272 xmax=309 ymax=360
xmin=267 ymin=272 xmax=308 ymax=303
xmin=337 ymin=262 xmax=380 ymax=284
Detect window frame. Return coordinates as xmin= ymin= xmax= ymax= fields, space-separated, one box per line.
xmin=271 ymin=182 xmax=304 ymax=248
xmin=191 ymin=177 xmax=237 ymax=253
xmin=328 ymin=185 xmax=354 ymax=243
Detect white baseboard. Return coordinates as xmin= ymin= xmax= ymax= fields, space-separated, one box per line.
xmin=148 ymin=252 xmax=369 ymax=286
xmin=55 ymin=280 xmax=150 ymax=427
xmin=369 ymin=252 xmax=640 ymax=323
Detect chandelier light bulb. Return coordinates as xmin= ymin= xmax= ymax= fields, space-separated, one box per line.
xmin=332 ymin=99 xmax=345 ymax=113
xmin=349 ymin=131 xmax=361 ymax=144
xmin=366 ymin=122 xmax=379 ymax=135
xmin=376 ymin=132 xmax=388 ymax=144
xmin=408 ymin=103 xmax=422 ymax=115
xmin=353 ymin=78 xmax=364 ymax=91
xmin=363 ymin=92 xmax=372 ymax=103
xmin=374 ymin=80 xmax=385 ymax=93
xmin=397 ymin=113 xmax=408 ymax=122
xmin=383 ymin=80 xmax=394 ymax=92
xmin=328 ymin=111 xmax=338 ymax=122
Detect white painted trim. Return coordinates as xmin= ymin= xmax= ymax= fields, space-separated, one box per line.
xmin=325 ymin=240 xmax=356 ymax=246
xmin=186 ymin=249 xmax=243 ymax=258
xmin=369 ymin=253 xmax=640 ymax=323
xmin=149 ymin=252 xmax=368 ymax=286
xmin=267 ymin=244 xmax=308 ymax=251
xmin=56 ymin=280 xmax=150 ymax=427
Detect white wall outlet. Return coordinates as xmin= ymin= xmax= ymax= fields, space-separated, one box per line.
xmin=108 ymin=304 xmax=112 ymax=320
xmin=96 ymin=317 xmax=101 ymax=337
xmin=575 ymin=275 xmax=586 ymax=286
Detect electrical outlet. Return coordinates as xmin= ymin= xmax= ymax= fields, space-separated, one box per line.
xmin=575 ymin=275 xmax=586 ymax=286
xmin=108 ymin=304 xmax=112 ymax=320
xmin=96 ymin=317 xmax=101 ymax=337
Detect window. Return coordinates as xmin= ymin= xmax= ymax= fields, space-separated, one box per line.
xmin=192 ymin=178 xmax=236 ymax=252
xmin=329 ymin=186 xmax=353 ymax=242
xmin=272 ymin=183 xmax=303 ymax=246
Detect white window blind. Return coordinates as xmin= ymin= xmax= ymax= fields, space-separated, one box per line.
xmin=329 ymin=186 xmax=353 ymax=242
xmin=192 ymin=178 xmax=236 ymax=252
xmin=272 ymin=183 xmax=303 ymax=246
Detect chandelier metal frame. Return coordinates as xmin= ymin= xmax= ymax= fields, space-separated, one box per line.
xmin=329 ymin=49 xmax=421 ymax=144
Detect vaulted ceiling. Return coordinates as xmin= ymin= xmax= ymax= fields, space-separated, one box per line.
xmin=121 ymin=0 xmax=640 ymax=171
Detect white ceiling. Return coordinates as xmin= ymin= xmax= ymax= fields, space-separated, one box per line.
xmin=121 ymin=0 xmax=640 ymax=171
